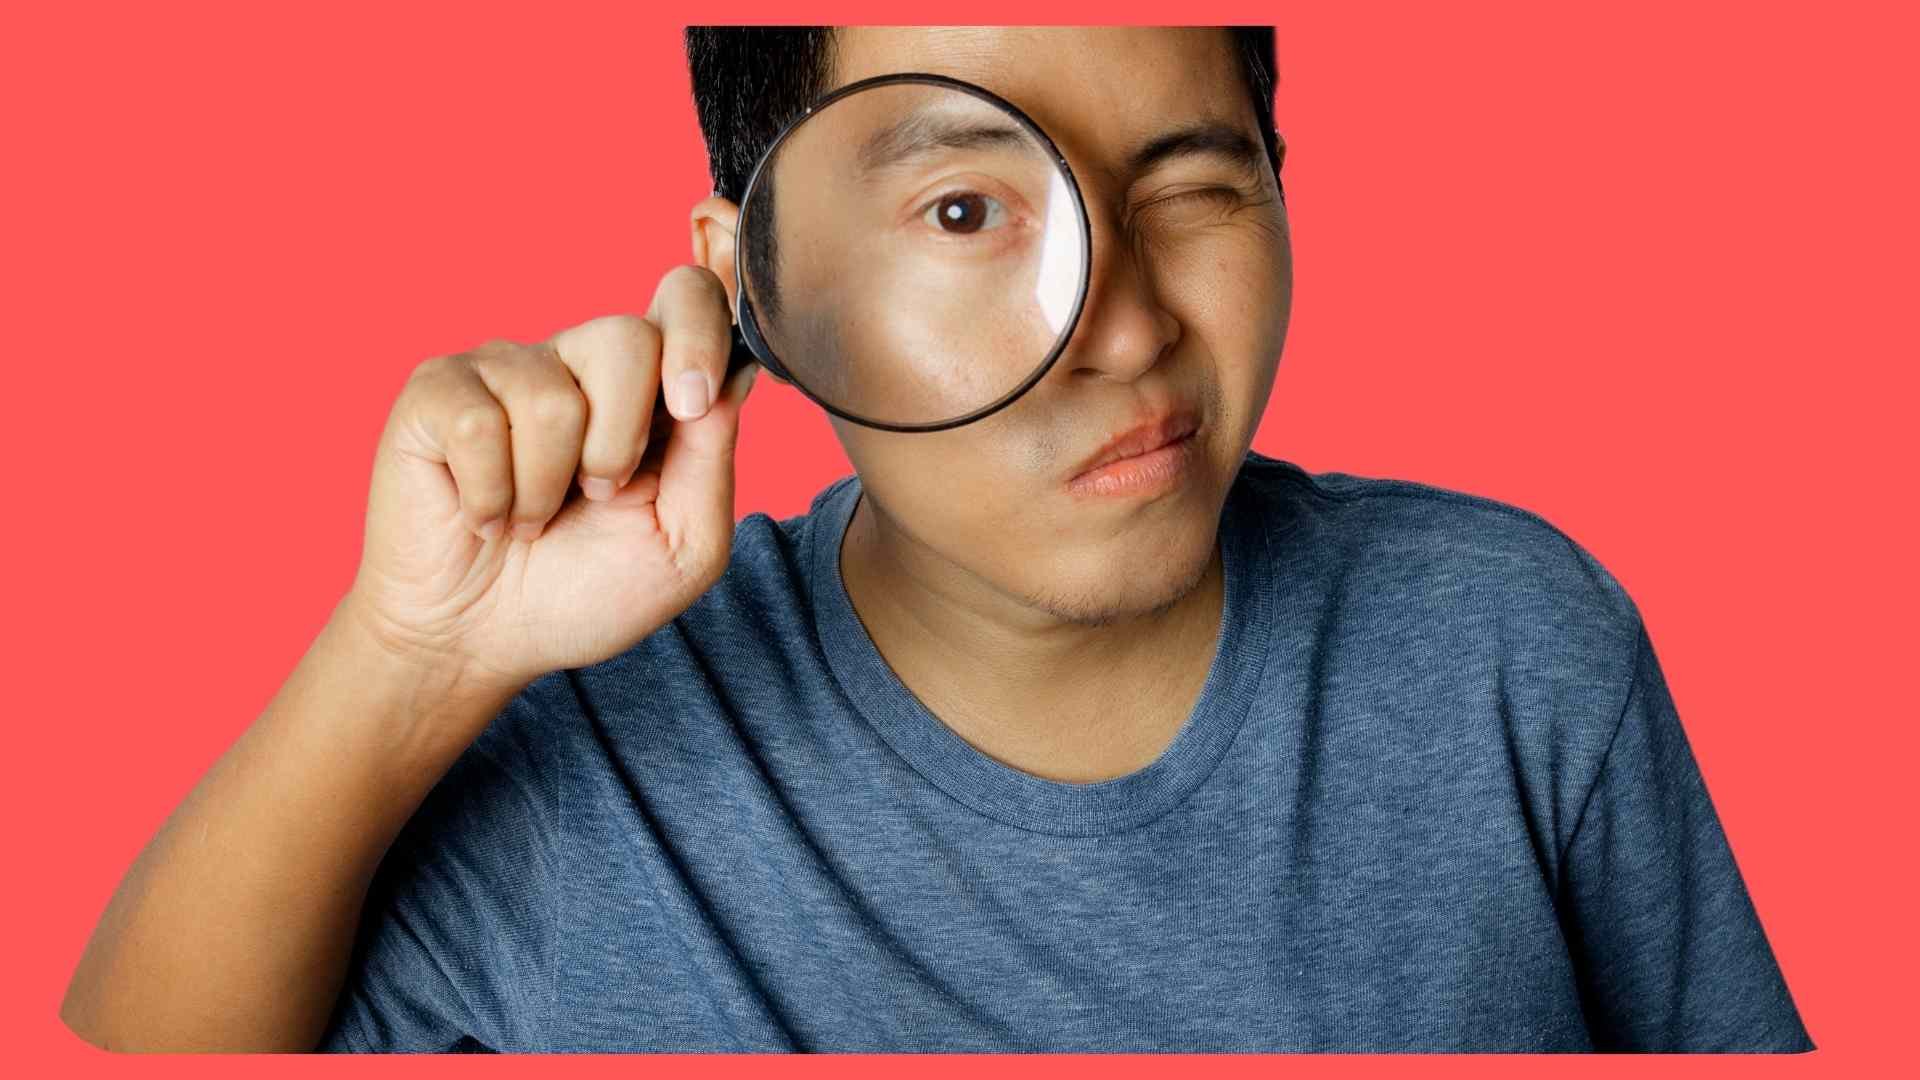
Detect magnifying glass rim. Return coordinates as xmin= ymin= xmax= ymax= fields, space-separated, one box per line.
xmin=731 ymin=71 xmax=1094 ymax=434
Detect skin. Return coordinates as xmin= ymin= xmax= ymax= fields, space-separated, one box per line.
xmin=698 ymin=27 xmax=1291 ymax=784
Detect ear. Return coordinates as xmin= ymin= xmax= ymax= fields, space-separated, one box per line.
xmin=691 ymin=193 xmax=791 ymax=386
xmin=690 ymin=195 xmax=742 ymax=319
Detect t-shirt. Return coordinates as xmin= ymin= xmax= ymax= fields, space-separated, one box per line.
xmin=316 ymin=449 xmax=1815 ymax=1053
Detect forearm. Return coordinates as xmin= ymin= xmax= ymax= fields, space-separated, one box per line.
xmin=59 ymin=599 xmax=527 ymax=1052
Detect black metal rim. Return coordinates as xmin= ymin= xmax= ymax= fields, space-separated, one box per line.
xmin=730 ymin=71 xmax=1094 ymax=434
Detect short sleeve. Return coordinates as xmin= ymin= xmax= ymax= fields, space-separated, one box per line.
xmin=315 ymin=688 xmax=559 ymax=1052
xmin=1555 ymin=621 xmax=1815 ymax=1052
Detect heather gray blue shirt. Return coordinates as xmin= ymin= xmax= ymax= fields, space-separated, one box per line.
xmin=317 ymin=450 xmax=1814 ymax=1053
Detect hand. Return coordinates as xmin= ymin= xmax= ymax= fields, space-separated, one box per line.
xmin=341 ymin=264 xmax=757 ymax=694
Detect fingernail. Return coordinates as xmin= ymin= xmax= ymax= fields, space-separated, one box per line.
xmin=513 ymin=521 xmax=543 ymax=542
xmin=672 ymin=371 xmax=711 ymax=418
xmin=581 ymin=475 xmax=615 ymax=501
xmin=477 ymin=517 xmax=504 ymax=541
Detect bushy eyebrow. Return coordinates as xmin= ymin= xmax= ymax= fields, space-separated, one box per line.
xmin=1125 ymin=120 xmax=1266 ymax=180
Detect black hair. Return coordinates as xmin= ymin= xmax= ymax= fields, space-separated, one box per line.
xmin=683 ymin=27 xmax=1284 ymax=321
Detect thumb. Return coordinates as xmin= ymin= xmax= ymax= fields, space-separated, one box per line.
xmin=652 ymin=362 xmax=757 ymax=562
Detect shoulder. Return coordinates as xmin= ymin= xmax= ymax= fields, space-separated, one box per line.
xmin=1239 ymin=451 xmax=1645 ymax=752
xmin=1242 ymin=450 xmax=1642 ymax=637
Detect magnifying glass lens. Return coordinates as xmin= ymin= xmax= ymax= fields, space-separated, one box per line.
xmin=738 ymin=80 xmax=1088 ymax=429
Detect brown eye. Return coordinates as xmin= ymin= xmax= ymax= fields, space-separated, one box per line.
xmin=921 ymin=191 xmax=1006 ymax=235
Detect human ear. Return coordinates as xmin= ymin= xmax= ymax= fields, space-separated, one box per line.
xmin=689 ymin=194 xmax=741 ymax=318
xmin=691 ymin=194 xmax=791 ymax=386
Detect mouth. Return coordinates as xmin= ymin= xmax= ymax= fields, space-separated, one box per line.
xmin=1069 ymin=407 xmax=1201 ymax=480
xmin=1066 ymin=407 xmax=1202 ymax=498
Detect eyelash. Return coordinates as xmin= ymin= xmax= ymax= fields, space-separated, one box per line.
xmin=1158 ymin=186 xmax=1243 ymax=207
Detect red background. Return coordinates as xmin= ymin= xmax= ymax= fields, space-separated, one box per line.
xmin=5 ymin=0 xmax=1912 ymax=1071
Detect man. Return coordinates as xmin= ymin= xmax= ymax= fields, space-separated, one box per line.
xmin=61 ymin=26 xmax=1813 ymax=1053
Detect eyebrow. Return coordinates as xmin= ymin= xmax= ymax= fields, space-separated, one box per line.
xmin=856 ymin=110 xmax=1033 ymax=176
xmin=852 ymin=106 xmax=1267 ymax=186
xmin=1125 ymin=120 xmax=1267 ymax=180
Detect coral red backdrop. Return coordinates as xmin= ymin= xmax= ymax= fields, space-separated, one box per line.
xmin=5 ymin=0 xmax=1911 ymax=1073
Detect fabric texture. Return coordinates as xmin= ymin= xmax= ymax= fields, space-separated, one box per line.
xmin=317 ymin=450 xmax=1814 ymax=1053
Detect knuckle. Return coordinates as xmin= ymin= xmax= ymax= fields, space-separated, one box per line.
xmin=408 ymin=353 xmax=453 ymax=383
xmin=596 ymin=311 xmax=649 ymax=335
xmin=677 ymin=261 xmax=728 ymax=296
xmin=663 ymin=261 xmax=721 ymax=295
xmin=591 ymin=312 xmax=659 ymax=352
xmin=400 ymin=356 xmax=461 ymax=407
xmin=650 ymin=263 xmax=728 ymax=319
xmin=456 ymin=340 xmax=516 ymax=384
xmin=448 ymin=403 xmax=505 ymax=445
xmin=529 ymin=385 xmax=586 ymax=430
xmin=457 ymin=338 xmax=514 ymax=369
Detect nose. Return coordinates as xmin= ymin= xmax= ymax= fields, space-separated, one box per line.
xmin=1052 ymin=201 xmax=1182 ymax=384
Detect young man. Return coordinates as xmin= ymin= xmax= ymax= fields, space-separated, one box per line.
xmin=62 ymin=27 xmax=1813 ymax=1053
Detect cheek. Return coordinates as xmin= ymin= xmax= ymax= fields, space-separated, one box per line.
xmin=1246 ymin=253 xmax=1291 ymax=368
xmin=1207 ymin=226 xmax=1290 ymax=367
xmin=836 ymin=426 xmax=1020 ymax=535
xmin=1169 ymin=240 xmax=1288 ymax=448
xmin=1154 ymin=229 xmax=1284 ymax=331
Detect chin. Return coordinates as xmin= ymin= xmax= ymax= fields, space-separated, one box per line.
xmin=1019 ymin=519 xmax=1218 ymax=629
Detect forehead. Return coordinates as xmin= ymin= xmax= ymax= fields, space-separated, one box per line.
xmin=827 ymin=27 xmax=1251 ymax=184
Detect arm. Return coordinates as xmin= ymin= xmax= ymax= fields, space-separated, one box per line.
xmin=1555 ymin=620 xmax=1815 ymax=1052
xmin=58 ymin=596 xmax=526 ymax=1053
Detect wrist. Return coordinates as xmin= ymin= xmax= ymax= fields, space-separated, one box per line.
xmin=324 ymin=593 xmax=528 ymax=725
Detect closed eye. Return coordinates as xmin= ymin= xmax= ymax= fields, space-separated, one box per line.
xmin=1165 ymin=187 xmax=1244 ymax=205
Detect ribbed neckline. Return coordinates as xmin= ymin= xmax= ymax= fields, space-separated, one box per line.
xmin=807 ymin=464 xmax=1279 ymax=837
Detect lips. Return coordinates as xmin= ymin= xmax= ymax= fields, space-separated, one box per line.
xmin=1069 ymin=406 xmax=1201 ymax=480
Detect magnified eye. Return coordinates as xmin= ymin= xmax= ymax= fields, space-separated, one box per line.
xmin=920 ymin=190 xmax=1008 ymax=235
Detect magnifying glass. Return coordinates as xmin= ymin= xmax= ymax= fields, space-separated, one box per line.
xmin=720 ymin=72 xmax=1093 ymax=433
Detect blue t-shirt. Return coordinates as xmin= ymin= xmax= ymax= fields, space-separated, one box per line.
xmin=318 ymin=450 xmax=1814 ymax=1052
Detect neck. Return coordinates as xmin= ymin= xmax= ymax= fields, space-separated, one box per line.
xmin=838 ymin=491 xmax=1226 ymax=783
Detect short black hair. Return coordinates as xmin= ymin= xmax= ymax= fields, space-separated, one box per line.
xmin=683 ymin=27 xmax=1284 ymax=326
xmin=684 ymin=26 xmax=1284 ymax=207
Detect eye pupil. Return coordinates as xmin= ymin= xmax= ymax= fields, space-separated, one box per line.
xmin=936 ymin=193 xmax=986 ymax=234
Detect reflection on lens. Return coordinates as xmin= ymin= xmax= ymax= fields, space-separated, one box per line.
xmin=738 ymin=78 xmax=1089 ymax=429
